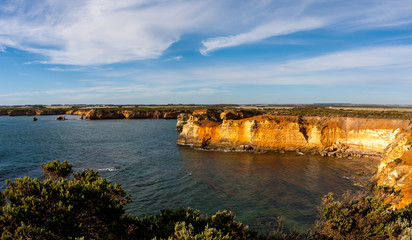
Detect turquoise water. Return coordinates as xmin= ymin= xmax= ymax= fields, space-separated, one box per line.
xmin=0 ymin=115 xmax=379 ymax=231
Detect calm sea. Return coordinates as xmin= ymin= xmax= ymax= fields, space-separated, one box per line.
xmin=0 ymin=115 xmax=379 ymax=232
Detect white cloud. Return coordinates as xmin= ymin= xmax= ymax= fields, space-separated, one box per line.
xmin=0 ymin=0 xmax=412 ymax=65
xmin=46 ymin=67 xmax=86 ymax=72
xmin=110 ymin=45 xmax=412 ymax=86
xmin=0 ymin=0 xmax=214 ymax=65
xmin=165 ymin=56 xmax=183 ymax=61
xmin=273 ymin=45 xmax=412 ymax=73
xmin=200 ymin=18 xmax=324 ymax=55
xmin=200 ymin=0 xmax=412 ymax=54
xmin=1 ymin=45 xmax=411 ymax=104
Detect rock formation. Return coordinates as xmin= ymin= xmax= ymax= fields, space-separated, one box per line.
xmin=0 ymin=109 xmax=8 ymax=116
xmin=176 ymin=109 xmax=412 ymax=207
xmin=68 ymin=109 xmax=188 ymax=120
xmin=8 ymin=110 xmax=36 ymax=116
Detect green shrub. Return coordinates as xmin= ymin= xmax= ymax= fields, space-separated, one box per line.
xmin=1 ymin=162 xmax=131 ymax=239
xmin=1 ymin=161 xmax=411 ymax=240
xmin=0 ymin=161 xmax=258 ymax=239
xmin=41 ymin=160 xmax=72 ymax=180
xmin=315 ymin=186 xmax=412 ymax=240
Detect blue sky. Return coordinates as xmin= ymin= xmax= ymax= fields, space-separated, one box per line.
xmin=1 ymin=0 xmax=412 ymax=105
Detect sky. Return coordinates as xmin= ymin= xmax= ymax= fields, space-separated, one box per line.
xmin=1 ymin=0 xmax=412 ymax=105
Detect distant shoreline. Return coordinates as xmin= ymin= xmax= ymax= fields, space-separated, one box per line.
xmin=2 ymin=104 xmax=412 ymax=119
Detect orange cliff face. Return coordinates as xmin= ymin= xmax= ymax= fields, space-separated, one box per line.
xmin=176 ymin=110 xmax=412 ymax=207
xmin=376 ymin=131 xmax=412 ymax=208
xmin=177 ymin=112 xmax=409 ymax=155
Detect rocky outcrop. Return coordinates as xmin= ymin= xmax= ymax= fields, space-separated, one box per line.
xmin=0 ymin=108 xmax=68 ymax=116
xmin=176 ymin=113 xmax=191 ymax=131
xmin=69 ymin=109 xmax=189 ymax=120
xmin=376 ymin=131 xmax=412 ymax=207
xmin=0 ymin=109 xmax=8 ymax=116
xmin=86 ymin=110 xmax=125 ymax=120
xmin=8 ymin=110 xmax=36 ymax=116
xmin=177 ymin=110 xmax=412 ymax=207
xmin=36 ymin=109 xmax=67 ymax=115
xmin=56 ymin=115 xmax=65 ymax=121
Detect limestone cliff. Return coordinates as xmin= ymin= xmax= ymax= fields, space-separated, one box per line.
xmin=376 ymin=131 xmax=412 ymax=207
xmin=1 ymin=109 xmax=67 ymax=116
xmin=68 ymin=109 xmax=188 ymax=120
xmin=177 ymin=110 xmax=412 ymax=207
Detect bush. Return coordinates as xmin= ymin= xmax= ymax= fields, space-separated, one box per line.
xmin=1 ymin=161 xmax=411 ymax=239
xmin=315 ymin=186 xmax=412 ymax=240
xmin=0 ymin=161 xmax=258 ymax=239
xmin=41 ymin=160 xmax=72 ymax=180
xmin=0 ymin=161 xmax=131 ymax=239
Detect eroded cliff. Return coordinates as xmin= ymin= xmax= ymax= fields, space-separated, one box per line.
xmin=67 ymin=109 xmax=187 ymax=120
xmin=177 ymin=110 xmax=412 ymax=207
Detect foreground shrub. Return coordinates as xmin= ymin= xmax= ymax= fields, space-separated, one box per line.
xmin=315 ymin=186 xmax=412 ymax=240
xmin=41 ymin=160 xmax=73 ymax=180
xmin=0 ymin=162 xmax=130 ymax=239
xmin=1 ymin=161 xmax=410 ymax=239
xmin=0 ymin=161 xmax=258 ymax=239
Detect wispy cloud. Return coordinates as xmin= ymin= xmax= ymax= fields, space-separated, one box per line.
xmin=273 ymin=45 xmax=412 ymax=73
xmin=1 ymin=45 xmax=411 ymax=104
xmin=46 ymin=67 xmax=87 ymax=72
xmin=165 ymin=56 xmax=183 ymax=61
xmin=0 ymin=0 xmax=214 ymax=65
xmin=98 ymin=45 xmax=412 ymax=86
xmin=200 ymin=18 xmax=324 ymax=55
xmin=1 ymin=0 xmax=412 ymax=65
xmin=200 ymin=0 xmax=412 ymax=54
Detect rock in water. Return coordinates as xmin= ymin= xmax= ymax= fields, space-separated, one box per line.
xmin=33 ymin=117 xmax=38 ymax=121
xmin=56 ymin=115 xmax=65 ymax=121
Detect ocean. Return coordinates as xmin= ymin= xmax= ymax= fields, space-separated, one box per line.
xmin=0 ymin=115 xmax=379 ymax=231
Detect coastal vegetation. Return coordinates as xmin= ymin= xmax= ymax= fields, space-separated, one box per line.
xmin=0 ymin=161 xmax=410 ymax=239
xmin=2 ymin=105 xmax=412 ymax=119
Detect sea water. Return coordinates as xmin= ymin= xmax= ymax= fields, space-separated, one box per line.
xmin=0 ymin=115 xmax=379 ymax=232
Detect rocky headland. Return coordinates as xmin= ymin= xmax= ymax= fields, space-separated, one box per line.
xmin=176 ymin=109 xmax=412 ymax=207
xmin=66 ymin=108 xmax=189 ymax=120
xmin=0 ymin=107 xmax=190 ymax=120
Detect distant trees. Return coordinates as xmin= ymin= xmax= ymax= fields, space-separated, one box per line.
xmin=0 ymin=160 xmax=410 ymax=239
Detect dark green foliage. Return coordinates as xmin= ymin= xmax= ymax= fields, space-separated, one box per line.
xmin=315 ymin=186 xmax=412 ymax=240
xmin=41 ymin=160 xmax=72 ymax=180
xmin=133 ymin=208 xmax=257 ymax=239
xmin=1 ymin=161 xmax=411 ymax=239
xmin=0 ymin=162 xmax=131 ymax=239
xmin=0 ymin=161 xmax=259 ymax=239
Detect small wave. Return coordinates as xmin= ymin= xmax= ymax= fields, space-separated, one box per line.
xmin=98 ymin=167 xmax=117 ymax=172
